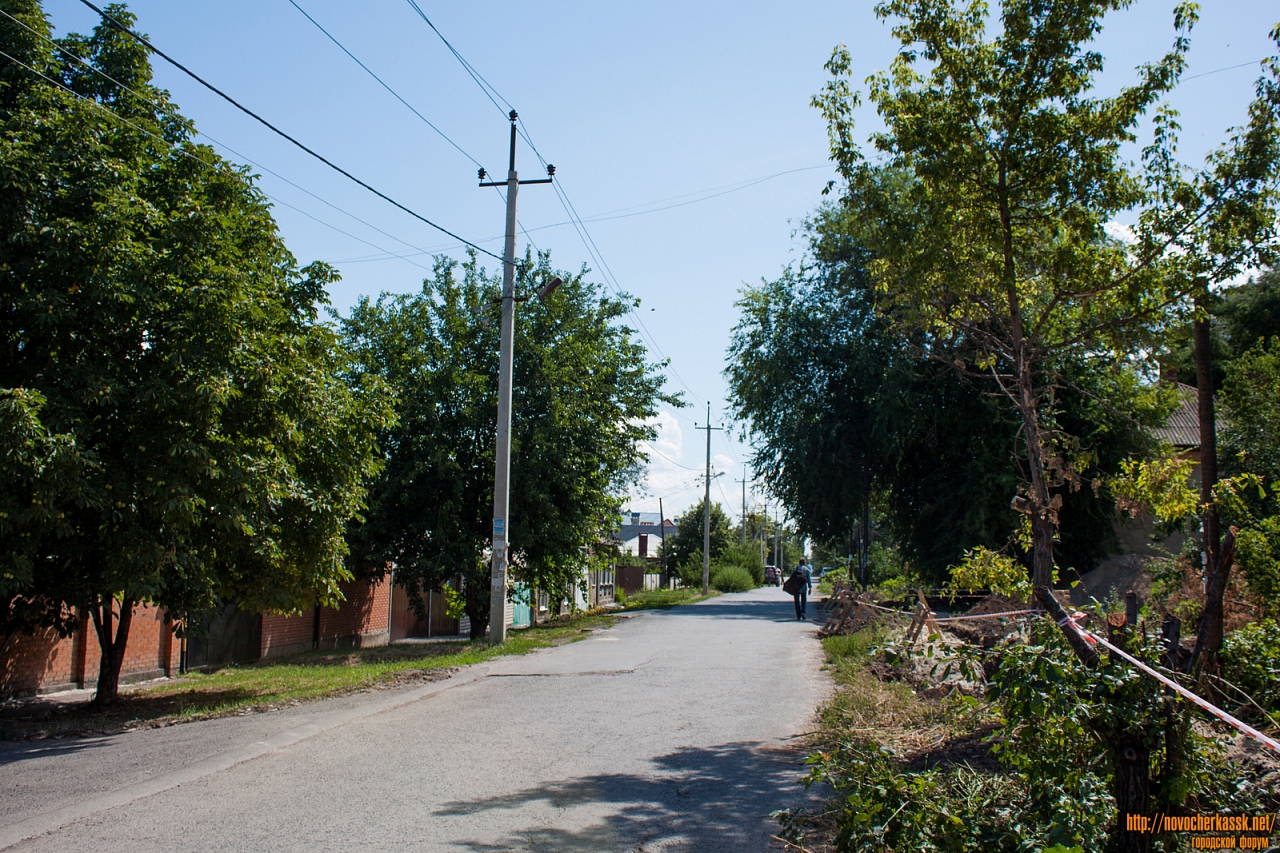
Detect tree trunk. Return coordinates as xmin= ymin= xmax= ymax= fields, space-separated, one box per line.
xmin=90 ymin=595 xmax=135 ymax=705
xmin=1111 ymin=737 xmax=1153 ymax=853
xmin=1016 ymin=360 xmax=1098 ymax=664
xmin=1189 ymin=293 xmax=1231 ymax=676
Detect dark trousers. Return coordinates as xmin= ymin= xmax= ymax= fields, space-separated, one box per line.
xmin=793 ymin=589 xmax=807 ymax=619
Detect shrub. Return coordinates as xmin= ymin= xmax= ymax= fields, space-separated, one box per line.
xmin=719 ymin=541 xmax=765 ymax=584
xmin=677 ymin=552 xmax=704 ymax=589
xmin=1220 ymin=619 xmax=1280 ymax=719
xmin=710 ymin=565 xmax=754 ymax=593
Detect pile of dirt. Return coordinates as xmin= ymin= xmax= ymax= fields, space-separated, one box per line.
xmin=817 ymin=589 xmax=899 ymax=638
xmin=945 ymin=595 xmax=1038 ymax=647
xmin=903 ymin=720 xmax=1002 ymax=773
xmin=1223 ymin=729 xmax=1280 ymax=810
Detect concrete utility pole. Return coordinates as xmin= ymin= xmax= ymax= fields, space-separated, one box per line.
xmin=695 ymin=403 xmax=723 ymax=595
xmin=659 ymin=497 xmax=666 ymax=587
xmin=478 ymin=110 xmax=553 ymax=645
xmin=776 ymin=509 xmax=784 ymax=575
xmin=735 ymin=464 xmax=749 ymax=544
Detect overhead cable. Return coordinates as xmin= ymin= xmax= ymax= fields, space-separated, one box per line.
xmin=286 ymin=0 xmax=484 ymax=170
xmin=74 ymin=0 xmax=503 ymax=262
xmin=0 ymin=46 xmax=433 ymax=274
xmin=395 ymin=2 xmax=707 ymax=404
xmin=287 ymin=1 xmax=540 ymax=258
xmin=403 ymin=0 xmax=512 ymax=119
xmin=0 ymin=10 xmax=438 ymax=271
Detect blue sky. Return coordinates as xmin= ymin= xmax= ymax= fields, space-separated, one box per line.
xmin=44 ymin=0 xmax=1280 ymax=524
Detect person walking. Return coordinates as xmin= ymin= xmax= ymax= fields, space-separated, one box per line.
xmin=784 ymin=558 xmax=812 ymax=620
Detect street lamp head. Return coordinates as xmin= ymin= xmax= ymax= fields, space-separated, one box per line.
xmin=537 ymin=276 xmax=563 ymax=301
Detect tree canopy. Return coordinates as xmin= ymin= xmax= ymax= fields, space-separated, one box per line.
xmin=807 ymin=0 xmax=1280 ymax=842
xmin=664 ymin=498 xmax=733 ymax=573
xmin=726 ymin=205 xmax=1168 ymax=583
xmin=0 ymin=1 xmax=391 ymax=700
xmin=342 ymin=254 xmax=675 ymax=637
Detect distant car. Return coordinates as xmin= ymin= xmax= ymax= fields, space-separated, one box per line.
xmin=764 ymin=566 xmax=780 ymax=586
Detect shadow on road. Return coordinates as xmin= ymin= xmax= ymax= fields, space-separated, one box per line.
xmin=0 ymin=735 xmax=113 ymax=765
xmin=436 ymin=739 xmax=815 ymax=852
xmin=644 ymin=595 xmax=813 ymax=624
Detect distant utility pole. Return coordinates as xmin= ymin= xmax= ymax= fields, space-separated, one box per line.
xmin=658 ymin=497 xmax=666 ymax=587
xmin=479 ymin=110 xmax=554 ymax=645
xmin=776 ymin=509 xmax=786 ymax=574
xmin=695 ymin=403 xmax=723 ymax=595
xmin=735 ymin=464 xmax=749 ymax=544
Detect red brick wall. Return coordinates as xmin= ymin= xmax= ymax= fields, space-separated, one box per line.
xmin=260 ymin=576 xmax=391 ymax=659
xmin=3 ymin=580 xmax=394 ymax=692
xmin=260 ymin=611 xmax=314 ymax=659
xmin=1 ymin=603 xmax=177 ymax=697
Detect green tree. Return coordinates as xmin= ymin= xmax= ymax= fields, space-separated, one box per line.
xmin=727 ymin=206 xmax=1166 ymax=584
xmin=342 ymin=254 xmax=674 ymax=638
xmin=666 ymin=498 xmax=733 ymax=575
xmin=813 ymin=0 xmax=1280 ymax=844
xmin=0 ymin=2 xmax=390 ymax=701
xmin=1160 ymin=268 xmax=1280 ymax=389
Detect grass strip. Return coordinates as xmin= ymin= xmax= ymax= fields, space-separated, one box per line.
xmin=1 ymin=610 xmax=615 ymax=740
xmin=617 ymin=587 xmax=719 ymax=611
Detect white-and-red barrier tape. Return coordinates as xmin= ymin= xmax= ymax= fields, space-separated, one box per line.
xmin=859 ymin=600 xmax=1041 ymax=622
xmin=1058 ymin=615 xmax=1280 ymax=756
xmin=933 ymin=609 xmax=1043 ymax=623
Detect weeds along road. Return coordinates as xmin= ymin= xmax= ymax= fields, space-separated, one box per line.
xmin=1 ymin=587 xmax=829 ymax=852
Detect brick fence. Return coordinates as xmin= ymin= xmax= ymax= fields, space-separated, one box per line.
xmin=260 ymin=576 xmax=393 ymax=659
xmin=0 ymin=604 xmax=178 ymax=697
xmin=1 ymin=576 xmax=394 ymax=697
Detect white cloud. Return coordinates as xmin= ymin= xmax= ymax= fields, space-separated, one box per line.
xmin=1104 ymin=221 xmax=1136 ymax=244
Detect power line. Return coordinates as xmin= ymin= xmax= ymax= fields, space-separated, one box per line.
xmin=288 ymin=2 xmax=547 ymax=258
xmin=398 ymin=5 xmax=708 ymax=406
xmin=321 ymin=163 xmax=831 ymax=267
xmin=642 ymin=442 xmax=701 ymax=471
xmin=74 ymin=0 xmax=503 ymax=262
xmin=0 ymin=10 xmax=439 ymax=274
xmin=1185 ymin=58 xmax=1269 ymax=82
xmin=286 ymin=0 xmax=483 ymax=171
xmin=402 ymin=0 xmax=512 ymax=119
xmin=0 ymin=45 xmax=432 ymax=277
xmin=555 ymin=164 xmax=832 ymax=226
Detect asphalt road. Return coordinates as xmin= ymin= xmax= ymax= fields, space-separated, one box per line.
xmin=0 ymin=586 xmax=829 ymax=852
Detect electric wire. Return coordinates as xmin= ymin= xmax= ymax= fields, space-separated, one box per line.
xmin=0 ymin=46 xmax=434 ymax=274
xmin=287 ymin=0 xmax=484 ymax=169
xmin=0 ymin=11 xmax=439 ymax=272
xmin=323 ymin=163 xmax=831 ymax=265
xmin=1185 ymin=57 xmax=1269 ymax=81
xmin=641 ymin=442 xmax=702 ymax=472
xmin=74 ymin=0 xmax=503 ymax=262
xmin=543 ymin=164 xmax=831 ymax=227
xmin=286 ymin=2 xmax=548 ymax=262
xmin=403 ymin=0 xmax=512 ymax=119
xmin=715 ymin=476 xmax=737 ymax=521
xmin=397 ymin=3 xmax=708 ymax=405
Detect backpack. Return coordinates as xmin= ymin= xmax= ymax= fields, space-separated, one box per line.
xmin=782 ymin=567 xmax=806 ymax=595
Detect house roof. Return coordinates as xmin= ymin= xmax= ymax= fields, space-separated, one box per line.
xmin=1150 ymin=382 xmax=1224 ymax=449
